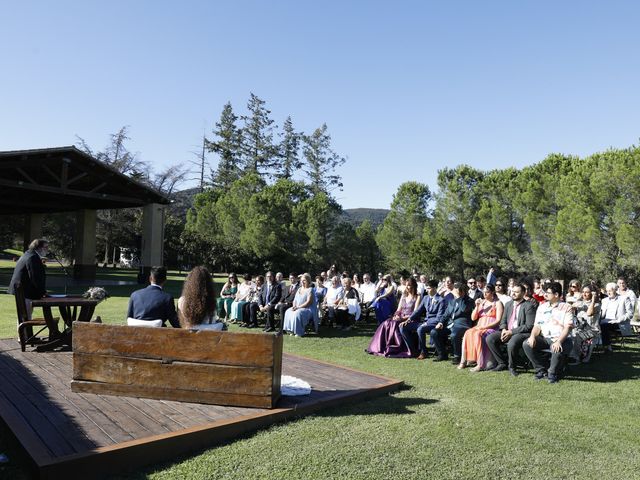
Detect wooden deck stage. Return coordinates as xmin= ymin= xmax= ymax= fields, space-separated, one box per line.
xmin=0 ymin=338 xmax=402 ymax=479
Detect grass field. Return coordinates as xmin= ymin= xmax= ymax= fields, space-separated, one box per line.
xmin=1 ymin=268 xmax=639 ymax=479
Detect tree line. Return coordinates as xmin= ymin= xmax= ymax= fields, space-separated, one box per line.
xmin=378 ymin=146 xmax=640 ymax=287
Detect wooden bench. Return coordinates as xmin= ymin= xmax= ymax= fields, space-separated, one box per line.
xmin=71 ymin=322 xmax=283 ymax=408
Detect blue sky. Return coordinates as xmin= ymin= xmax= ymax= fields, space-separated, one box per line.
xmin=1 ymin=1 xmax=639 ymax=208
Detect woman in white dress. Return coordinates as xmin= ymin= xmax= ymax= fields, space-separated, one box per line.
xmin=283 ymin=273 xmax=316 ymax=337
xmin=229 ymin=274 xmax=254 ymax=323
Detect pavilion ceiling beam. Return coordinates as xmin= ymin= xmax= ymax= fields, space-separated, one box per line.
xmin=67 ymin=172 xmax=88 ymax=186
xmin=16 ymin=167 xmax=37 ymax=185
xmin=0 ymin=158 xmax=59 ymax=169
xmin=0 ymin=179 xmax=147 ymax=205
xmin=42 ymin=164 xmax=61 ymax=183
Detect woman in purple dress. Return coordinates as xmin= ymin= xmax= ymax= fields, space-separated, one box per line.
xmin=366 ymin=277 xmax=419 ymax=358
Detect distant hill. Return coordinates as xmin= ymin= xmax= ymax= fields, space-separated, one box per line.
xmin=168 ymin=188 xmax=389 ymax=230
xmin=341 ymin=208 xmax=389 ymax=230
xmin=168 ymin=187 xmax=200 ymax=219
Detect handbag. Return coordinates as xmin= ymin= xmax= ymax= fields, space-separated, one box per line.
xmin=574 ymin=319 xmax=599 ymax=342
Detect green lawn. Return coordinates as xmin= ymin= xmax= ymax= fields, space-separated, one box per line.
xmin=0 ymin=268 xmax=639 ymax=479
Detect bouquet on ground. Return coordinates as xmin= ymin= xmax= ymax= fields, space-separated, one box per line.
xmin=82 ymin=287 xmax=109 ymax=303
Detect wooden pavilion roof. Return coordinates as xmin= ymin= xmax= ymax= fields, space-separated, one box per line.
xmin=0 ymin=146 xmax=169 ymax=214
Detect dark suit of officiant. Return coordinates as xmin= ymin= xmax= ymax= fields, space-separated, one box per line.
xmin=248 ymin=281 xmax=282 ymax=328
xmin=485 ymin=298 xmax=537 ymax=369
xmin=8 ymin=250 xmax=46 ymax=300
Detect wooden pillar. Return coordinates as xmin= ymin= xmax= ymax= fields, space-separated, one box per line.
xmin=23 ymin=213 xmax=44 ymax=251
xmin=73 ymin=209 xmax=97 ymax=280
xmin=140 ymin=203 xmax=165 ymax=282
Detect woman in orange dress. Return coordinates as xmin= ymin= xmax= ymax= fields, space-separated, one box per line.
xmin=458 ymin=284 xmax=504 ymax=371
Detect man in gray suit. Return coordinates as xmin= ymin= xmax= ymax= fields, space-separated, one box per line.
xmin=486 ymin=282 xmax=537 ymax=376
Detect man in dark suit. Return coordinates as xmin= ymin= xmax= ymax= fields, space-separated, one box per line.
xmin=127 ymin=266 xmax=179 ymax=328
xmin=466 ymin=278 xmax=483 ymax=301
xmin=248 ymin=271 xmax=282 ymax=329
xmin=8 ymin=239 xmax=49 ymax=302
xmin=274 ymin=273 xmax=299 ymax=332
xmin=486 ymin=282 xmax=537 ymax=376
xmin=399 ymin=279 xmax=448 ymax=359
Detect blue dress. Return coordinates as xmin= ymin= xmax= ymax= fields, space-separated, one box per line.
xmin=283 ymin=288 xmax=316 ymax=336
xmin=372 ymin=288 xmax=396 ymax=324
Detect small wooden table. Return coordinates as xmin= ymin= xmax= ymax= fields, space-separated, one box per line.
xmin=30 ymin=296 xmax=99 ymax=351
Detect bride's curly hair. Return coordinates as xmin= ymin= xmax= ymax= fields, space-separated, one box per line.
xmin=179 ymin=266 xmax=216 ymax=328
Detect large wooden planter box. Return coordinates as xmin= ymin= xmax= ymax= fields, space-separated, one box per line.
xmin=71 ymin=322 xmax=283 ymax=408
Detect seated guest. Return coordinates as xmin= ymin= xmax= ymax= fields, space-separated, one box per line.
xmin=494 ymin=278 xmax=512 ymax=306
xmin=397 ymin=275 xmax=408 ymax=298
xmin=430 ymin=282 xmax=474 ymax=364
xmin=400 ymin=279 xmax=447 ymax=359
xmin=486 ymin=282 xmax=537 ymax=375
xmin=324 ymin=270 xmax=333 ymax=289
xmin=229 ymin=274 xmax=253 ymax=324
xmin=367 ymin=277 xmax=419 ymax=357
xmin=459 ymin=284 xmax=504 ymax=371
xmin=507 ymin=277 xmax=516 ymax=296
xmin=247 ymin=272 xmax=281 ymax=328
xmin=523 ymin=281 xmax=574 ymax=383
xmin=375 ymin=272 xmax=384 ymax=290
xmin=360 ymin=273 xmax=377 ymax=306
xmin=352 ymin=273 xmax=362 ymax=292
xmin=617 ymin=276 xmax=637 ymax=307
xmin=216 ymin=273 xmax=238 ymax=321
xmin=371 ymin=274 xmax=396 ymax=324
xmin=416 ymin=274 xmax=427 ymax=297
xmin=276 ymin=272 xmax=286 ymax=290
xmin=570 ymin=284 xmax=600 ymax=363
xmin=599 ymin=282 xmax=634 ymax=353
xmin=275 ymin=273 xmax=299 ymax=332
xmin=565 ymin=279 xmax=582 ymax=304
xmin=467 ymin=278 xmax=482 ymax=301
xmin=486 ymin=266 xmax=496 ymax=287
xmin=283 ymin=273 xmax=317 ymax=336
xmin=178 ymin=266 xmax=223 ymax=330
xmin=322 ymin=276 xmax=343 ymax=327
xmin=476 ymin=276 xmax=487 ymax=294
xmin=127 ymin=266 xmax=179 ymax=328
xmin=314 ymin=275 xmax=327 ymax=305
xmin=335 ymin=277 xmax=360 ymax=331
xmin=241 ymin=275 xmax=264 ymax=325
xmin=438 ymin=276 xmax=455 ymax=302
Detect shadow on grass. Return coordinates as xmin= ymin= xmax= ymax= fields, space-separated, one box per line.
xmin=564 ymin=348 xmax=640 ymax=383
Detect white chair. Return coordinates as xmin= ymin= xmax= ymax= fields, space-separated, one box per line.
xmin=127 ymin=318 xmax=163 ymax=328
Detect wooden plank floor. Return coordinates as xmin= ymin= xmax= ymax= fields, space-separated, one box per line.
xmin=0 ymin=338 xmax=402 ymax=479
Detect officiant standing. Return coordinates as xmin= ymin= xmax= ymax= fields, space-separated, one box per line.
xmin=8 ymin=239 xmax=49 ymax=319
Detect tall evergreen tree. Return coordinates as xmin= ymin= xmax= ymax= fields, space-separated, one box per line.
xmin=240 ymin=93 xmax=278 ymax=177
xmin=302 ymin=123 xmax=346 ymax=193
xmin=206 ymin=102 xmax=243 ymax=188
xmin=277 ymin=116 xmax=302 ymax=179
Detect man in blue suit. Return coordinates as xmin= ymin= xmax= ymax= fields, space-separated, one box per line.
xmin=400 ymin=279 xmax=448 ymax=359
xmin=127 ymin=266 xmax=179 ymax=328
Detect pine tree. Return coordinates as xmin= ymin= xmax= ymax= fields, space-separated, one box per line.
xmin=277 ymin=116 xmax=302 ymax=179
xmin=302 ymin=123 xmax=345 ymax=193
xmin=206 ymin=102 xmax=243 ymax=188
xmin=240 ymin=93 xmax=278 ymax=177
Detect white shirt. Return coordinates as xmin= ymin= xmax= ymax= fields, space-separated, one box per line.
xmin=325 ymin=286 xmax=344 ymax=305
xmin=360 ymin=282 xmax=377 ymax=303
xmin=601 ymin=296 xmax=621 ymax=323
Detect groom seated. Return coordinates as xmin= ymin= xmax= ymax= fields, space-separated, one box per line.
xmin=127 ymin=266 xmax=179 ymax=328
xmin=399 ymin=279 xmax=447 ymax=359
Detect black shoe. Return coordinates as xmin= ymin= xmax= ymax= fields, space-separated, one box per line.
xmin=534 ymin=371 xmax=547 ymax=381
xmin=491 ymin=364 xmax=508 ymax=372
xmin=509 ymin=368 xmax=519 ymax=377
xmin=451 ymin=357 xmax=461 ymax=365
xmin=548 ymin=374 xmax=559 ymax=384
